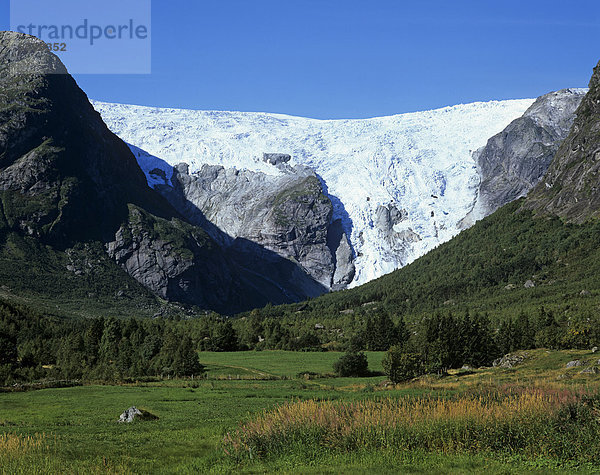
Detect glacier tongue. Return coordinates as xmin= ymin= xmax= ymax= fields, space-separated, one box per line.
xmin=92 ymin=99 xmax=534 ymax=288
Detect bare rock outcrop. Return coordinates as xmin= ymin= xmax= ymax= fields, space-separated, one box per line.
xmin=526 ymin=62 xmax=600 ymax=222
xmin=470 ymin=88 xmax=586 ymax=219
xmin=156 ymin=162 xmax=355 ymax=291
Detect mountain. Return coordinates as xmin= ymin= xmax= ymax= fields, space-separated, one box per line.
xmin=0 ymin=31 xmax=329 ymax=315
xmin=93 ymin=87 xmax=584 ymax=292
xmin=93 ymin=98 xmax=536 ymax=289
xmin=0 ymin=30 xmax=591 ymax=318
xmin=265 ymin=62 xmax=600 ymax=323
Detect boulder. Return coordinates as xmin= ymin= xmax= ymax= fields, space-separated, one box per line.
xmin=119 ymin=406 xmax=142 ymax=423
xmin=493 ymin=353 xmax=528 ymax=368
xmin=524 ymin=280 xmax=535 ymax=288
xmin=118 ymin=406 xmax=158 ymax=423
xmin=566 ymin=360 xmax=582 ymax=368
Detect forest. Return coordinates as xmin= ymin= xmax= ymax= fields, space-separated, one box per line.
xmin=2 ymin=289 xmax=597 ymax=386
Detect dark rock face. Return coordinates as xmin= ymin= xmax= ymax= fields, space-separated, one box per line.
xmin=471 ymin=89 xmax=586 ymax=219
xmin=106 ymin=206 xmax=239 ymax=312
xmin=0 ymin=31 xmax=327 ymax=313
xmin=0 ymin=31 xmax=171 ymax=246
xmin=157 ymin=162 xmax=353 ymax=291
xmin=526 ymin=62 xmax=600 ymax=223
xmin=263 ymin=153 xmax=291 ymax=166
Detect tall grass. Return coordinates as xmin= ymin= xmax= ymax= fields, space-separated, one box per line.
xmin=0 ymin=432 xmax=54 ymax=473
xmin=0 ymin=432 xmax=130 ymax=473
xmin=224 ymin=387 xmax=600 ymax=464
xmin=0 ymin=432 xmax=49 ymax=457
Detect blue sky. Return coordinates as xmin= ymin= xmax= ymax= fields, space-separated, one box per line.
xmin=3 ymin=0 xmax=600 ymax=118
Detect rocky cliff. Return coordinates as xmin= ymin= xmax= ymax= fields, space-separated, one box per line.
xmin=525 ymin=62 xmax=600 ymax=223
xmin=465 ymin=88 xmax=586 ymax=222
xmin=0 ymin=32 xmax=168 ymax=246
xmin=156 ymin=161 xmax=354 ymax=292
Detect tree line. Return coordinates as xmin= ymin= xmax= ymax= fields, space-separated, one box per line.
xmin=1 ymin=294 xmax=599 ymax=386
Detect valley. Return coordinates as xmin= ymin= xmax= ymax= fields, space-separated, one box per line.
xmin=0 ymin=18 xmax=599 ymax=474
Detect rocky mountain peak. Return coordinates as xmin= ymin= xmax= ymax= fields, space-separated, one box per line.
xmin=525 ymin=61 xmax=600 ymax=222
xmin=0 ymin=31 xmax=331 ymax=313
xmin=521 ymin=88 xmax=587 ymax=135
xmin=0 ymin=31 xmax=67 ymax=75
xmin=0 ymin=31 xmax=170 ymax=246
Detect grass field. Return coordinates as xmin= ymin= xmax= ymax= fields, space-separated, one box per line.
xmin=1 ymin=349 xmax=599 ymax=473
xmin=197 ymin=350 xmax=386 ymax=379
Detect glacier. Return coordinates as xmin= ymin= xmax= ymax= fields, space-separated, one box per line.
xmin=92 ymin=99 xmax=535 ymax=288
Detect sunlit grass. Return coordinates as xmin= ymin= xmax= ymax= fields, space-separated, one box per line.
xmin=3 ymin=349 xmax=600 ymax=473
xmin=225 ymin=386 xmax=600 ymax=464
xmin=198 ymin=350 xmax=386 ymax=379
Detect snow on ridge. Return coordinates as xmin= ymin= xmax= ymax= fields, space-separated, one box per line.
xmin=92 ymin=98 xmax=535 ymax=287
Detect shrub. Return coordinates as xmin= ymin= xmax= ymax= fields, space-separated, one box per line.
xmin=333 ymin=351 xmax=369 ymax=377
xmin=382 ymin=346 xmax=424 ymax=383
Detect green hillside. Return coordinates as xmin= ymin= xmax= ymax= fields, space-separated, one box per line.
xmin=264 ymin=200 xmax=600 ymax=324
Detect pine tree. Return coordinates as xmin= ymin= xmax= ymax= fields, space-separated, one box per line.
xmin=155 ymin=328 xmax=179 ymax=375
xmin=514 ymin=312 xmax=535 ymax=350
xmin=364 ymin=313 xmax=399 ymax=351
xmin=83 ymin=318 xmax=103 ymax=366
xmin=99 ymin=317 xmax=121 ymax=364
xmin=534 ymin=307 xmax=561 ymax=349
xmin=0 ymin=325 xmax=17 ymax=366
xmin=496 ymin=319 xmax=517 ymax=355
xmin=382 ymin=346 xmax=424 ymax=383
xmin=173 ymin=336 xmax=204 ymax=376
xmin=461 ymin=313 xmax=495 ymax=367
xmin=213 ymin=321 xmax=238 ymax=351
xmin=116 ymin=338 xmax=134 ymax=375
xmin=56 ymin=333 xmax=86 ymax=379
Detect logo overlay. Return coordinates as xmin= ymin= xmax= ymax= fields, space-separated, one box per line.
xmin=10 ymin=0 xmax=151 ymax=74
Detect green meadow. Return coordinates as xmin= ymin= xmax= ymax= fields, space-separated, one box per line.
xmin=1 ymin=349 xmax=600 ymax=474
xmin=197 ymin=350 xmax=386 ymax=379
